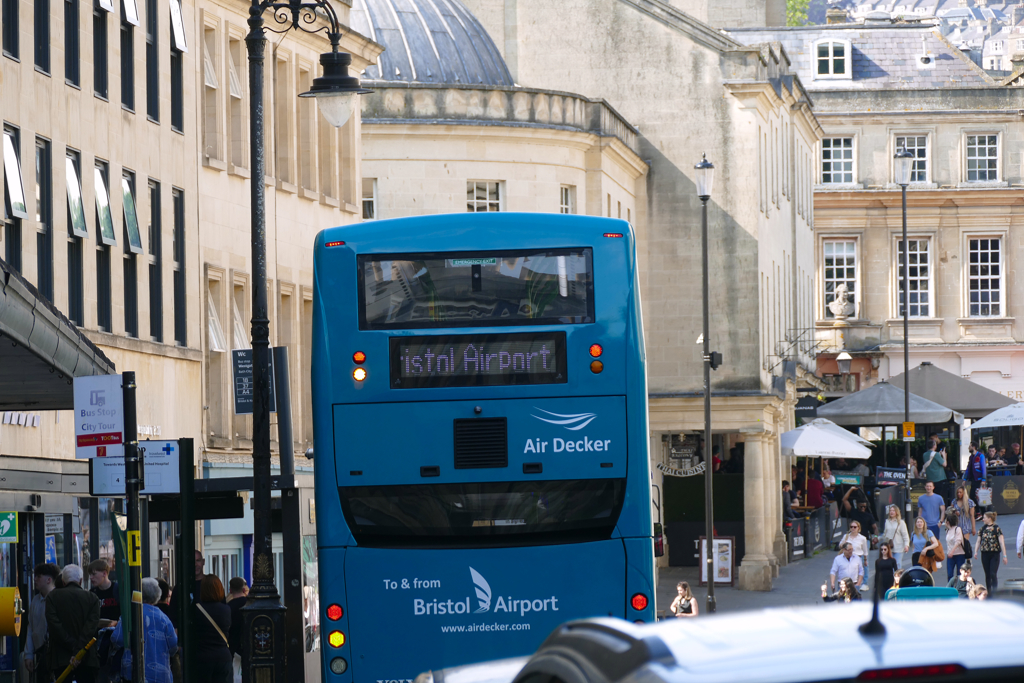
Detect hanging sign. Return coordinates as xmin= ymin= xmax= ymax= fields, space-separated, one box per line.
xmin=0 ymin=513 xmax=17 ymax=544
xmin=656 ymin=461 xmax=707 ymax=478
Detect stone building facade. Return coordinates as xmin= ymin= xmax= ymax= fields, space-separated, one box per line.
xmin=729 ymin=22 xmax=1024 ymax=428
xmin=370 ymin=0 xmax=825 ymax=590
xmin=1 ymin=0 xmax=379 ymax=582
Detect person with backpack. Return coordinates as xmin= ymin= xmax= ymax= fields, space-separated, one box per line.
xmin=944 ymin=510 xmax=970 ymax=581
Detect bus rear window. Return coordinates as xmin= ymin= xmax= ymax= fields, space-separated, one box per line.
xmin=359 ymin=249 xmax=594 ymax=330
xmin=339 ymin=480 xmax=623 ymax=546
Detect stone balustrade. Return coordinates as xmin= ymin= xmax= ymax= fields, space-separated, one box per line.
xmin=361 ymin=83 xmax=640 ymax=155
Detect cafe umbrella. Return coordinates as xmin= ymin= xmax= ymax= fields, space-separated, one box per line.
xmin=965 ymin=402 xmax=1024 ymax=432
xmin=781 ymin=422 xmax=871 ymax=507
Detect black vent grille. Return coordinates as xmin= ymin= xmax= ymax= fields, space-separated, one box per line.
xmin=453 ymin=418 xmax=508 ymax=469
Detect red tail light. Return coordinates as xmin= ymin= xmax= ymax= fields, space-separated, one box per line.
xmin=327 ymin=604 xmax=343 ymax=621
xmin=858 ymin=665 xmax=964 ymax=680
xmin=326 ymin=241 xmax=346 ymax=247
xmin=603 ymin=233 xmax=623 ymax=238
xmin=589 ymin=344 xmax=603 ymax=358
xmin=630 ymin=593 xmax=648 ymax=611
xmin=352 ymin=351 xmax=366 ymax=364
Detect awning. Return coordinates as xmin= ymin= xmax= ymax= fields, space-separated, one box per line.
xmin=816 ymin=381 xmax=961 ymax=427
xmin=0 ymin=258 xmax=115 ymax=409
xmin=888 ymin=362 xmax=1015 ymax=419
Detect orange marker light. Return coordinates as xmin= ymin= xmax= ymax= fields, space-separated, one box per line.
xmin=353 ymin=368 xmax=367 ymax=381
xmin=590 ymin=361 xmax=604 ymax=374
xmin=630 ymin=593 xmax=648 ymax=611
xmin=603 ymin=233 xmax=624 ymax=238
xmin=325 ymin=240 xmax=346 ymax=247
xmin=589 ymin=344 xmax=603 ymax=358
xmin=352 ymin=351 xmax=366 ymax=364
xmin=328 ymin=631 xmax=346 ymax=648
xmin=327 ymin=604 xmax=343 ymax=621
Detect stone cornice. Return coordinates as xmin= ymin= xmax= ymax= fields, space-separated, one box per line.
xmin=814 ymin=188 xmax=1024 ymax=209
xmin=616 ymin=0 xmax=742 ymax=53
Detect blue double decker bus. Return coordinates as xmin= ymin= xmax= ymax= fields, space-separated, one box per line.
xmin=311 ymin=213 xmax=654 ymax=682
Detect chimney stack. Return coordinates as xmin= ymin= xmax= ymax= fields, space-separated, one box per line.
xmin=826 ymin=8 xmax=848 ymax=24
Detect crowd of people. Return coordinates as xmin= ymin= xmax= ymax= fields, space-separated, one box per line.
xmin=820 ymin=435 xmax=1024 ymax=602
xmin=22 ymin=552 xmax=250 ymax=683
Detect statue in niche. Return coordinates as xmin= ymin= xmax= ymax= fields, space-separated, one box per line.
xmin=828 ymin=284 xmax=855 ymax=319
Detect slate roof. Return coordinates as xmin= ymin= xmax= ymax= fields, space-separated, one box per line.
xmin=349 ymin=0 xmax=513 ymax=86
xmin=726 ymin=25 xmax=996 ymax=90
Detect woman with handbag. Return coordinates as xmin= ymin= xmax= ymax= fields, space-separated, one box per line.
xmin=882 ymin=505 xmax=910 ymax=567
xmin=910 ymin=517 xmax=940 ymax=569
xmin=874 ymin=541 xmax=899 ymax=599
xmin=944 ymin=511 xmax=969 ymax=581
xmin=194 ymin=575 xmax=233 ymax=683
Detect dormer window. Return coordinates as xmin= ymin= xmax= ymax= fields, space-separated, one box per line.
xmin=814 ymin=39 xmax=853 ymax=80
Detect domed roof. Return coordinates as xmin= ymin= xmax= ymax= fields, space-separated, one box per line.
xmin=350 ymin=0 xmax=514 ymax=87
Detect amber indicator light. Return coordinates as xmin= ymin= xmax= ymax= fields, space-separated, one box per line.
xmin=353 ymin=368 xmax=367 ymax=381
xmin=590 ymin=360 xmax=604 ymax=374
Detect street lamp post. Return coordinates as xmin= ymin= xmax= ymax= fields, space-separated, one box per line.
xmin=242 ymin=3 xmax=368 ymax=681
xmin=894 ymin=146 xmax=914 ymax=518
xmin=695 ymin=153 xmax=716 ymax=614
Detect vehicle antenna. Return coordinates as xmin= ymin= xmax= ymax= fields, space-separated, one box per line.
xmin=858 ymin=561 xmax=886 ymax=637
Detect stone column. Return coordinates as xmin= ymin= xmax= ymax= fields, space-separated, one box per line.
xmin=766 ymin=433 xmax=785 ymax=574
xmin=738 ymin=430 xmax=773 ymax=591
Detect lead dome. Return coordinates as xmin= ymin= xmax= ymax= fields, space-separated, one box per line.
xmin=349 ymin=0 xmax=514 ymax=86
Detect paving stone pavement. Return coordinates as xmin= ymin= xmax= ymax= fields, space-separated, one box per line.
xmin=655 ymin=513 xmax=1024 ymax=616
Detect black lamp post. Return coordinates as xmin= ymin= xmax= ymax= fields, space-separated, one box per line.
xmin=894 ymin=146 xmax=914 ymax=517
xmin=242 ymin=3 xmax=368 ymax=682
xmin=695 ymin=153 xmax=716 ymax=614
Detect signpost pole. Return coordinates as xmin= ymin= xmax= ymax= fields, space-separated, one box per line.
xmin=122 ymin=372 xmax=145 ymax=683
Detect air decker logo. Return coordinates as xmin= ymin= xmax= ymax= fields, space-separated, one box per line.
xmin=412 ymin=568 xmax=560 ymax=617
xmin=524 ymin=409 xmax=609 ymax=454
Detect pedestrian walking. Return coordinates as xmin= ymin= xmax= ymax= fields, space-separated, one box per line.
xmin=110 ymin=578 xmax=177 ymax=683
xmin=976 ymin=511 xmax=1008 ymax=593
xmin=669 ymin=581 xmax=698 ymax=618
xmin=944 ymin=511 xmax=968 ymax=582
xmin=964 ymin=442 xmax=986 ymax=508
xmin=45 ymin=564 xmax=101 ymax=683
xmin=1017 ymin=516 xmax=1024 ymax=560
xmin=25 ymin=563 xmax=60 ymax=683
xmin=193 ymin=575 xmax=232 ymax=683
xmin=916 ymin=481 xmax=945 ymax=539
xmin=946 ymin=561 xmax=975 ymax=599
xmin=168 ymin=551 xmax=205 ymax=630
xmin=910 ymin=517 xmax=939 ymax=568
xmin=839 ymin=522 xmax=870 ymax=591
xmin=949 ymin=485 xmax=976 ymax=539
xmin=829 ymin=543 xmax=863 ymax=592
xmin=921 ymin=438 xmax=947 ymax=497
xmin=882 ymin=505 xmax=910 ymax=568
xmin=226 ymin=577 xmax=249 ymax=681
xmin=874 ymin=541 xmax=898 ymax=600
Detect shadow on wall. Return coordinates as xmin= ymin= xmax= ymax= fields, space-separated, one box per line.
xmin=639 ymin=137 xmax=762 ymax=392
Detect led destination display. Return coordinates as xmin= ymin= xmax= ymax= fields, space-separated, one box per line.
xmin=390 ymin=333 xmax=566 ymax=388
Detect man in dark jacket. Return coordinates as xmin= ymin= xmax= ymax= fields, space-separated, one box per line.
xmin=45 ymin=564 xmax=101 ymax=683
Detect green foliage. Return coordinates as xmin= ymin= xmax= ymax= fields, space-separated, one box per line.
xmin=787 ymin=0 xmax=810 ymax=26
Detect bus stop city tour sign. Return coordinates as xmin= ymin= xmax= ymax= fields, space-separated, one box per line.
xmin=74 ymin=375 xmax=125 ymax=458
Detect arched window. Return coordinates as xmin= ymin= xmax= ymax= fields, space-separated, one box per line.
xmin=814 ymin=39 xmax=852 ymax=79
